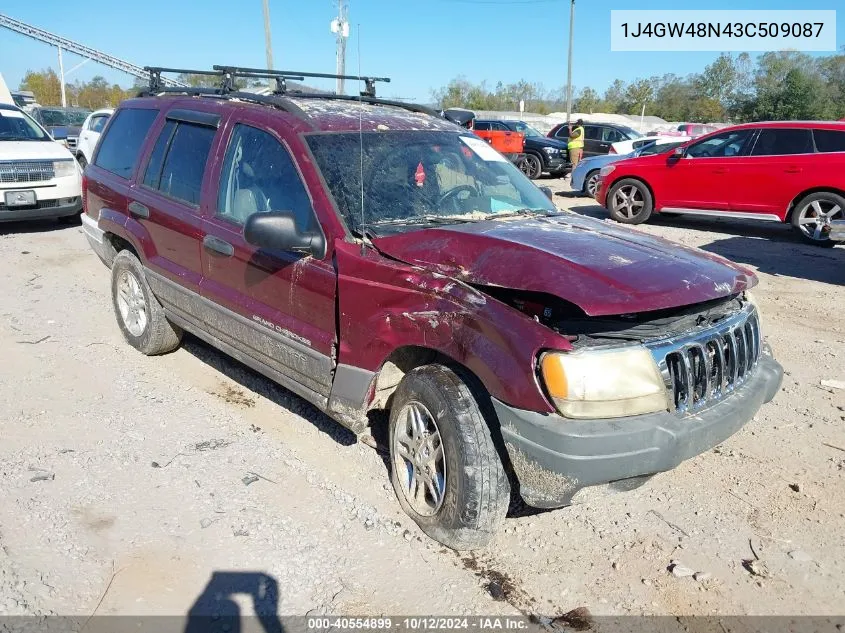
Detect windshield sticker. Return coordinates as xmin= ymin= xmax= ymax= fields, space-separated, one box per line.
xmin=460 ymin=136 xmax=507 ymax=163
xmin=414 ymin=162 xmax=426 ymax=187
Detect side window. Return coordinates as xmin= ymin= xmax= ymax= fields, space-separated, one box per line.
xmin=473 ymin=121 xmax=491 ymax=131
xmin=814 ymin=129 xmax=845 ymax=153
xmin=603 ymin=127 xmax=624 ymax=143
xmin=93 ymin=108 xmax=159 ymax=179
xmin=585 ymin=126 xmax=602 ymax=140
xmin=216 ymin=124 xmax=315 ymax=230
xmin=685 ymin=129 xmax=753 ymax=158
xmin=491 ymin=122 xmax=508 ymax=131
xmin=90 ymin=115 xmax=109 ymax=133
xmin=750 ymin=128 xmax=814 ymax=156
xmin=553 ymin=126 xmax=569 ymax=140
xmin=142 ymin=120 xmax=215 ymax=206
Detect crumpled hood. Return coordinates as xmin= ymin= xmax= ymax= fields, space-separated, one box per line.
xmin=372 ymin=214 xmax=756 ymax=316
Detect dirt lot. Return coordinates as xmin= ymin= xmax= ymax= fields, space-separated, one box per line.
xmin=1 ymin=181 xmax=843 ymax=622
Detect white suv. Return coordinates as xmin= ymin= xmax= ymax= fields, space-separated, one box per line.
xmin=76 ymin=108 xmax=113 ymax=168
xmin=0 ymin=103 xmax=82 ymax=223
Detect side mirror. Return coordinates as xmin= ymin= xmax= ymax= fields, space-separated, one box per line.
xmin=244 ymin=211 xmax=326 ymax=259
xmin=51 ymin=128 xmax=69 ymax=141
xmin=673 ymin=146 xmax=686 ymax=158
xmin=540 ymin=186 xmax=554 ymax=201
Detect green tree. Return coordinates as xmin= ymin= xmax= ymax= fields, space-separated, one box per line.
xmin=20 ymin=69 xmax=62 ymax=106
xmin=602 ymin=79 xmax=626 ymax=113
xmin=573 ymin=87 xmax=600 ymax=113
xmin=623 ymin=78 xmax=654 ymax=116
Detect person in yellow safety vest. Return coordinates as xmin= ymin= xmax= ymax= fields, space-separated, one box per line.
xmin=567 ymin=119 xmax=585 ymax=169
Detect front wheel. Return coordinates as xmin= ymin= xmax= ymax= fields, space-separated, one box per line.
xmin=584 ymin=170 xmax=600 ymax=198
xmin=389 ymin=365 xmax=509 ymax=550
xmin=520 ymin=154 xmax=543 ymax=180
xmin=791 ymin=192 xmax=844 ymax=247
xmin=607 ymin=178 xmax=653 ymax=224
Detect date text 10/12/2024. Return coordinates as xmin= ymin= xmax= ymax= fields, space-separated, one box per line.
xmin=306 ymin=617 xmax=531 ymax=631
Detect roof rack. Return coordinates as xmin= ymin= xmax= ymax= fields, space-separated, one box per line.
xmin=139 ymin=65 xmax=437 ymax=121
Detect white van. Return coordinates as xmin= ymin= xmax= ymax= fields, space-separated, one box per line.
xmin=0 ymin=103 xmax=83 ymax=223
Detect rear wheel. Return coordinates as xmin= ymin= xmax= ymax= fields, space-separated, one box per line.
xmin=77 ymin=154 xmax=88 ymax=170
xmin=111 ymin=250 xmax=182 ymax=355
xmin=608 ymin=178 xmax=653 ymax=224
xmin=520 ymin=154 xmax=543 ymax=180
xmin=584 ymin=170 xmax=600 ymax=198
xmin=791 ymin=192 xmax=844 ymax=247
xmin=389 ymin=365 xmax=509 ymax=550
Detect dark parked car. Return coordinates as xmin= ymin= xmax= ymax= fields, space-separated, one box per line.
xmin=548 ymin=121 xmax=642 ymax=157
xmin=81 ymin=69 xmax=782 ymax=550
xmin=28 ymin=106 xmax=92 ymax=152
xmin=474 ymin=120 xmax=568 ymax=179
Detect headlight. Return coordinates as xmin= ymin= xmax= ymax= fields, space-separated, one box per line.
xmin=540 ymin=347 xmax=670 ymax=419
xmin=53 ymin=160 xmax=76 ymax=178
xmin=542 ymin=146 xmax=560 ymax=154
xmin=599 ymin=164 xmax=616 ymax=177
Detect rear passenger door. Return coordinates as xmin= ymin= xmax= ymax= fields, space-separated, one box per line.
xmin=199 ymin=119 xmax=337 ymax=404
xmin=129 ymin=108 xmax=220 ymax=312
xmin=728 ymin=128 xmax=815 ymax=216
xmin=583 ymin=125 xmax=603 ymax=156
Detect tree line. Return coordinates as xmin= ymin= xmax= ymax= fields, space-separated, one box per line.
xmin=432 ymin=50 xmax=845 ymax=123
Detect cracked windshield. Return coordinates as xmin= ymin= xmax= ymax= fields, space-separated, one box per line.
xmin=306 ymin=131 xmax=556 ymax=234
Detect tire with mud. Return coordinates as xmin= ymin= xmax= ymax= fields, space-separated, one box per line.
xmin=111 ymin=250 xmax=182 ymax=355
xmin=388 ymin=365 xmax=509 ymax=550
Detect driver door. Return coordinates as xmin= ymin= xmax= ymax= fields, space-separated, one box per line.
xmin=199 ymin=119 xmax=337 ymax=403
xmin=659 ymin=129 xmax=754 ymax=210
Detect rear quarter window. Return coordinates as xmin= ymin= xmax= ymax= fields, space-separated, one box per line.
xmin=94 ymin=108 xmax=159 ymax=179
xmin=814 ymin=129 xmax=845 ymax=153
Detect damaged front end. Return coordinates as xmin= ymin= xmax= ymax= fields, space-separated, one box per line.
xmin=491 ymin=291 xmax=783 ymax=509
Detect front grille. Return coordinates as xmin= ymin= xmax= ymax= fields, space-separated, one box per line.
xmin=66 ymin=136 xmax=78 ymax=149
xmin=0 ymin=161 xmax=55 ymax=184
xmin=648 ymin=307 xmax=762 ymax=414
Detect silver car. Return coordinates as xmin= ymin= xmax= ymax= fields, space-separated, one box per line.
xmin=571 ymin=138 xmax=689 ymax=198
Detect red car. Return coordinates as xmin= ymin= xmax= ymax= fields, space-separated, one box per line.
xmin=81 ymin=67 xmax=782 ymax=549
xmin=596 ymin=121 xmax=845 ymax=246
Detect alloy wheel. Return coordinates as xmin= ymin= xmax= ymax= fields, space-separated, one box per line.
xmin=116 ymin=270 xmax=148 ymax=337
xmin=796 ymin=199 xmax=842 ymax=242
xmin=392 ymin=401 xmax=446 ymax=517
xmin=586 ymin=172 xmax=600 ymax=197
xmin=611 ymin=184 xmax=645 ymax=219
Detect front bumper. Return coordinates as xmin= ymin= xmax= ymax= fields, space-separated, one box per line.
xmin=495 ymin=351 xmax=783 ymax=509
xmin=0 ymin=173 xmax=83 ymax=222
xmin=545 ymin=156 xmax=568 ymax=173
xmin=830 ymin=220 xmax=845 ymax=242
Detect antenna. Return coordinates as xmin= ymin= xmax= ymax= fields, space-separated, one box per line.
xmin=356 ymin=22 xmax=370 ymax=251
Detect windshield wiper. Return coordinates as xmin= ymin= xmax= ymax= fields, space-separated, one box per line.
xmin=370 ymin=214 xmax=476 ymax=227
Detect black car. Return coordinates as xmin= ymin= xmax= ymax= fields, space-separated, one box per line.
xmin=474 ymin=120 xmax=568 ymax=179
xmin=28 ymin=107 xmax=92 ymax=153
xmin=547 ymin=121 xmax=642 ymax=157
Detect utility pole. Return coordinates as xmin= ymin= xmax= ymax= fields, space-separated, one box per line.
xmin=331 ymin=0 xmax=349 ymax=94
xmin=262 ymin=0 xmax=274 ymax=70
xmin=565 ymin=0 xmax=574 ymax=126
xmin=57 ymin=45 xmax=66 ymax=107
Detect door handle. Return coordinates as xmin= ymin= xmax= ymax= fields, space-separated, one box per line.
xmin=785 ymin=166 xmax=802 ymax=173
xmin=127 ymin=201 xmax=149 ymax=218
xmin=203 ymin=235 xmax=234 ymax=257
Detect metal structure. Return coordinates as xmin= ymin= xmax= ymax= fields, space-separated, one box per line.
xmin=261 ymin=0 xmax=274 ymax=70
xmin=565 ymin=0 xmax=574 ymax=125
xmin=331 ymin=0 xmax=350 ymax=94
xmin=0 ymin=13 xmax=188 ymax=92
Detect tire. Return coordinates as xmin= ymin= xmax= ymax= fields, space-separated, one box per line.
xmin=584 ymin=170 xmax=600 ymax=198
xmin=77 ymin=154 xmax=88 ymax=170
xmin=111 ymin=250 xmax=182 ymax=355
xmin=388 ymin=365 xmax=509 ymax=550
xmin=607 ymin=178 xmax=653 ymax=224
xmin=520 ymin=153 xmax=543 ymax=180
xmin=791 ymin=191 xmax=844 ymax=247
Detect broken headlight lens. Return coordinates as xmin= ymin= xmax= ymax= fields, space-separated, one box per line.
xmin=540 ymin=347 xmax=670 ymax=419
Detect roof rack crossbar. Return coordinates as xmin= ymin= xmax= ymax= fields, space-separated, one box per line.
xmin=212 ymin=65 xmax=390 ymax=97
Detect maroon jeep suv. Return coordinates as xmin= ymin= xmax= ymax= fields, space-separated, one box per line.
xmin=81 ymin=67 xmax=782 ymax=550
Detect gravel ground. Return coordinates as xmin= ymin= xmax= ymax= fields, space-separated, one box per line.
xmin=0 ymin=181 xmax=843 ymax=621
